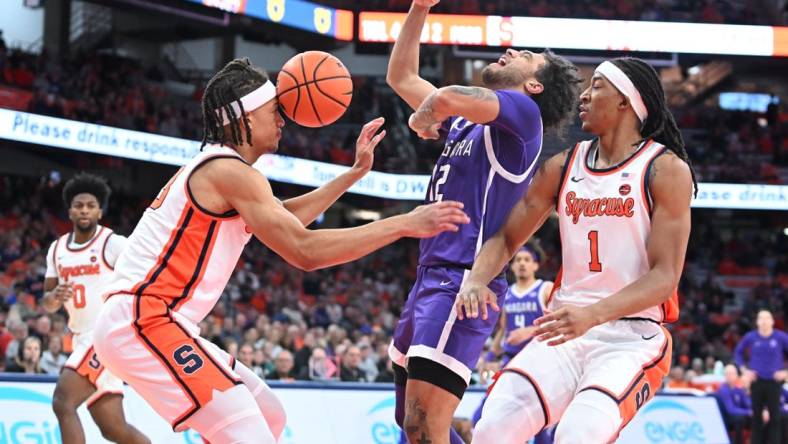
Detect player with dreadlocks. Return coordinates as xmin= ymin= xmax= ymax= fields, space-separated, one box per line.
xmin=456 ymin=57 xmax=695 ymax=443
xmin=93 ymin=57 xmax=469 ymax=444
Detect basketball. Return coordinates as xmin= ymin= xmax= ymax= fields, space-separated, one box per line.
xmin=276 ymin=51 xmax=352 ymax=128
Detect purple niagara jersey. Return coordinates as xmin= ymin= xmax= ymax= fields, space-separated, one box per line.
xmin=501 ymin=280 xmax=546 ymax=361
xmin=390 ymin=90 xmax=543 ymax=384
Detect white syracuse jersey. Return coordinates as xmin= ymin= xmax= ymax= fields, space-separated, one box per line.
xmin=550 ymin=139 xmax=679 ymax=323
xmin=105 ymin=144 xmax=252 ymax=324
xmin=46 ymin=226 xmax=120 ymax=333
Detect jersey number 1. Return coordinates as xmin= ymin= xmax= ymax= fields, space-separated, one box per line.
xmin=588 ymin=231 xmax=602 ymax=272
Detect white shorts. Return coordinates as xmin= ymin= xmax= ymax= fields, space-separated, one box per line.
xmin=63 ymin=330 xmax=125 ymax=407
xmin=491 ymin=319 xmax=672 ymax=433
xmin=93 ymin=294 xmax=250 ymax=432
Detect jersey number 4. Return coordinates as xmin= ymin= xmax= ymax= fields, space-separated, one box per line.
xmin=588 ymin=231 xmax=603 ymax=272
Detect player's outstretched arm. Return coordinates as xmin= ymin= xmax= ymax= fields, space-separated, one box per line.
xmin=282 ymin=117 xmax=386 ymax=225
xmin=455 ymin=151 xmax=567 ymax=320
xmin=534 ymin=153 xmax=693 ymax=346
xmin=213 ymin=160 xmax=469 ymax=271
xmin=408 ymin=86 xmax=502 ymax=139
xmin=386 ymin=0 xmax=439 ymax=110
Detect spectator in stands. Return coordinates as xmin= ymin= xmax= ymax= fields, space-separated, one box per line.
xmin=339 ymin=345 xmax=366 ymax=382
xmin=667 ymin=366 xmax=692 ymax=389
xmin=735 ymin=309 xmax=788 ymax=444
xmin=718 ymin=364 xmax=752 ymax=444
xmin=268 ymin=350 xmax=296 ymax=382
xmin=40 ymin=333 xmax=66 ymax=375
xmin=5 ymin=336 xmax=45 ymax=374
xmin=238 ymin=342 xmax=258 ymax=372
xmin=300 ymin=347 xmax=337 ymax=381
xmin=357 ymin=343 xmax=379 ymax=382
xmin=3 ymin=318 xmax=27 ymax=364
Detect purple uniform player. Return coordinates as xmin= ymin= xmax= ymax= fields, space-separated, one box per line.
xmin=390 ymin=90 xmax=543 ymax=381
xmin=495 ymin=245 xmax=552 ymax=366
xmin=386 ymin=2 xmax=581 ymax=443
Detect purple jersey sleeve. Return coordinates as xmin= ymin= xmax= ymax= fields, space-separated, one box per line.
xmin=488 ymin=90 xmax=542 ymax=141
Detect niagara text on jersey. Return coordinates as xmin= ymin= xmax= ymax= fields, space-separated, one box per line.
xmin=550 ymin=139 xmax=679 ymax=323
xmin=105 ymin=145 xmax=252 ymax=324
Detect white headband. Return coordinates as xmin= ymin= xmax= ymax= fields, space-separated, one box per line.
xmin=595 ymin=61 xmax=648 ymax=123
xmin=217 ymin=80 xmax=277 ymax=126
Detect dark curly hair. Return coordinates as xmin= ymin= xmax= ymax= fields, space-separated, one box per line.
xmin=62 ymin=172 xmax=111 ymax=209
xmin=530 ymin=49 xmax=583 ymax=135
xmin=201 ymin=57 xmax=270 ymax=148
xmin=611 ymin=57 xmax=698 ymax=196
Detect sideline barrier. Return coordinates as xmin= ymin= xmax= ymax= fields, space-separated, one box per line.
xmin=1 ymin=108 xmax=785 ymax=210
xmin=0 ymin=374 xmax=729 ymax=443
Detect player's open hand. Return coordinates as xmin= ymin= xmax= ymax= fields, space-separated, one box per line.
xmin=352 ymin=117 xmax=386 ymax=174
xmin=53 ymin=282 xmax=74 ymax=303
xmin=404 ymin=200 xmax=469 ymax=238
xmin=408 ymin=114 xmax=441 ymax=140
xmin=456 ymin=281 xmax=500 ymax=321
xmin=533 ymin=305 xmax=599 ymax=346
xmin=413 ymin=0 xmax=440 ymax=8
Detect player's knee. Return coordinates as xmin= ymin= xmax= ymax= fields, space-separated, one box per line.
xmin=51 ymin=389 xmax=77 ymax=418
xmin=554 ymin=408 xmax=617 ymax=444
xmin=97 ymin=421 xmax=128 ymax=443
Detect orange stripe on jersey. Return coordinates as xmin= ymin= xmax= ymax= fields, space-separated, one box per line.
xmin=555 ymin=144 xmax=581 ymax=212
xmin=544 ymin=267 xmax=562 ymax=308
xmin=131 ymin=205 xmax=193 ymax=296
xmin=661 ymin=290 xmax=680 ymax=323
xmin=132 ymin=296 xmax=240 ymax=429
xmin=137 ymin=207 xmax=218 ymax=303
xmin=582 ymin=139 xmax=655 ymax=177
xmin=169 ymin=219 xmax=222 ymax=311
xmin=580 ymin=328 xmax=672 ymax=439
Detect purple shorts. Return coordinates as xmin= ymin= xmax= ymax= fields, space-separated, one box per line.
xmin=389 ymin=265 xmax=507 ymax=384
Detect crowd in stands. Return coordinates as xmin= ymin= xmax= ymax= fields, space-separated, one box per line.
xmin=2 ymin=30 xmax=786 ymax=181
xmin=318 ymin=0 xmax=787 ymax=26
xmin=0 ymin=172 xmax=784 ymax=388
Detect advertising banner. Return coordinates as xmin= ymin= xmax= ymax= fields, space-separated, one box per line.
xmin=358 ymin=11 xmax=788 ymax=57
xmin=1 ymin=109 xmax=785 ymax=209
xmin=0 ymin=378 xmax=729 ymax=444
xmin=189 ymin=0 xmax=353 ymax=41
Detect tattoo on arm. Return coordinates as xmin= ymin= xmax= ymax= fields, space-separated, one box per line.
xmin=411 ymin=94 xmax=439 ymax=130
xmin=445 ymin=86 xmax=497 ymax=102
xmin=405 ymin=399 xmax=433 ymax=444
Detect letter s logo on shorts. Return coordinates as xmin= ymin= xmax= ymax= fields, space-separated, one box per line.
xmin=174 ymin=345 xmax=204 ymax=375
xmin=635 ymin=383 xmax=651 ymax=411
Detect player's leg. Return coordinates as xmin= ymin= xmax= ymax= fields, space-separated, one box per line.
xmin=186 ymin=384 xmax=274 ymax=444
xmin=556 ymin=320 xmax=672 ymax=443
xmin=553 ymin=390 xmax=621 ymax=444
xmin=232 ymin=359 xmax=287 ymax=440
xmin=403 ymin=360 xmax=464 ymax=444
xmin=402 ymin=267 xmax=505 ymax=444
xmin=95 ymin=296 xmax=269 ymax=442
xmin=472 ymin=338 xmax=579 ymax=444
xmin=87 ymin=393 xmax=150 ymax=444
xmin=389 ymin=271 xmax=419 ymax=429
xmin=52 ymin=368 xmax=95 ymax=444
